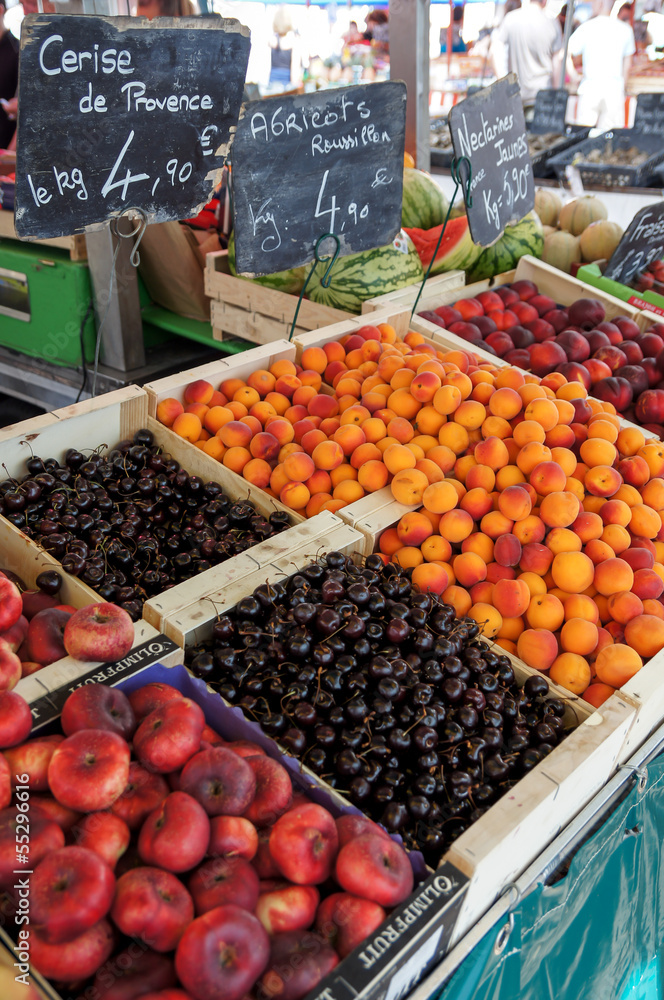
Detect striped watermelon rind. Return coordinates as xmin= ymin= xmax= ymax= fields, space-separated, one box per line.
xmin=306 ymin=231 xmax=424 ymax=314
xmin=466 ymin=211 xmax=544 ymax=283
xmin=228 ymin=234 xmax=307 ymax=295
xmin=402 ymin=169 xmax=449 ymax=231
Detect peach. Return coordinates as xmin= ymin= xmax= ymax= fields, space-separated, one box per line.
xmin=584 ymin=465 xmax=623 ymax=498
xmin=550 ymin=653 xmax=591 ymax=695
xmin=560 ymin=618 xmax=599 ymax=656
xmin=420 ymin=536 xmax=452 ymax=563
xmin=243 ymin=458 xmax=272 ymax=489
xmin=465 ymin=464 xmax=496 ymax=493
xmin=513 ymin=515 xmax=547 ymax=545
xmin=643 ymin=599 xmax=664 ymax=619
xmin=520 ymin=542 xmax=554 ymax=576
xmin=184 ymin=379 xmax=214 ymax=405
xmin=443 ymin=585 xmax=473 ymax=617
xmin=595 ymin=643 xmax=643 ymax=686
xmin=410 ymin=371 xmax=442 ymax=403
xmin=301 ymin=347 xmax=328 ymax=374
xmin=526 ymin=593 xmax=565 ymax=631
xmin=462 ymin=532 xmax=494 ymax=563
xmin=624 ymin=615 xmax=664 ymax=658
xmin=470 ymin=581 xmax=495 ymax=605
xmin=310 ymin=441 xmax=343 ymax=472
xmin=623 ymin=546 xmax=656 ymax=572
xmin=397 ymin=512 xmax=434 ymax=547
xmin=172 ymin=412 xmax=202 ymax=443
xmin=529 ymin=461 xmax=567 ymax=496
xmin=489 ymin=386 xmax=522 ymax=419
xmin=572 ymin=512 xmax=604 ymax=544
xmin=594 ymin=557 xmax=634 ymax=597
xmin=421 ymin=480 xmax=458 ymax=515
xmin=457 ymin=488 xmax=492 ymax=521
xmin=469 ymin=603 xmax=503 ymax=638
xmin=279 ymin=481 xmax=310 ymax=511
xmin=474 ymin=437 xmax=509 ymax=471
xmin=493 ymin=534 xmax=522 ymax=568
xmin=383 ymin=444 xmax=416 ymax=475
xmin=630 ymin=503 xmax=662 ymax=539
xmin=217 ymin=420 xmax=252 ymax=449
xmin=282 ymin=452 xmax=315 ymax=483
xmin=486 ymin=563 xmax=516 ymax=584
xmin=632 ymin=568 xmax=664 ymax=601
xmin=308 ymin=395 xmax=340 ymax=421
xmin=355 ymin=461 xmax=388 ymax=493
xmin=453 ymin=552 xmax=488 ymax=588
xmin=223 ymin=446 xmax=251 ymax=474
xmin=480 ymin=511 xmax=515 ymax=539
xmin=641 ymin=478 xmax=664 ymax=510
xmin=606 ymin=590 xmax=643 ymax=625
xmin=249 ymin=432 xmax=280 ymax=464
xmin=550 ymin=551 xmax=595 ymax=593
xmin=517 ymin=629 xmax=559 ymax=670
xmin=156 ymin=397 xmax=184 ymax=427
xmin=492 ymin=578 xmax=530 ymax=617
xmin=616 ymin=455 xmax=650 ymax=489
xmin=411 ymin=562 xmax=450 ymax=595
xmin=539 ymin=491 xmax=580 ymax=529
xmin=497 ymin=485 xmax=531 ymax=522
xmin=600 ymin=524 xmax=631 ymax=555
xmin=519 ymin=571 xmax=547 ymax=596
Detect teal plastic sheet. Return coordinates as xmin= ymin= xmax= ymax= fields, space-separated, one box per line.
xmin=437 ymin=757 xmax=664 ymax=1000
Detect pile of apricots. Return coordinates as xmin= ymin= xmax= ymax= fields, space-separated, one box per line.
xmin=155 ymin=319 xmax=664 ymax=705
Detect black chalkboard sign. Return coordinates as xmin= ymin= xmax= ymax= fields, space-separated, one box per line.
xmin=231 ymin=82 xmax=406 ymax=276
xmin=604 ymin=202 xmax=664 ymax=284
xmin=15 ymin=14 xmax=250 ymax=239
xmin=530 ymin=88 xmax=569 ymax=135
xmin=633 ymin=93 xmax=664 ymax=136
xmin=448 ymin=75 xmax=534 ymax=248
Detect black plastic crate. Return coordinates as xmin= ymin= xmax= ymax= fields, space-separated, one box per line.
xmin=549 ymin=128 xmax=664 ymax=188
xmin=528 ymin=125 xmax=591 ymax=177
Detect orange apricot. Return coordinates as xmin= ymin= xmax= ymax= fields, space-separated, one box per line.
xmin=421 ymin=480 xmax=459 ymax=515
xmin=411 ymin=562 xmax=450 ymax=595
xmin=312 ymin=441 xmax=344 ymax=471
xmin=560 ymin=618 xmax=599 ymax=656
xmin=550 ymin=653 xmax=591 ymax=695
xmin=172 ymin=412 xmax=202 ymax=443
xmin=453 ymin=552 xmax=488 ymax=588
xmin=469 ymin=603 xmax=503 ymax=638
xmin=184 ymin=379 xmax=214 ymax=405
xmin=595 ymin=643 xmax=643 ymax=686
xmin=594 ymin=557 xmax=634 ymax=597
xmin=517 ymin=629 xmax=558 ymax=670
xmin=526 ymin=593 xmax=565 ymax=631
xmin=156 ymin=397 xmax=184 ymax=428
xmin=624 ymin=615 xmax=664 ymax=658
xmin=242 ymin=458 xmax=272 ymax=489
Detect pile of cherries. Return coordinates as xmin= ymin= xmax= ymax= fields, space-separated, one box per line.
xmin=185 ymin=552 xmax=569 ymax=864
xmin=0 ymin=430 xmax=290 ymax=621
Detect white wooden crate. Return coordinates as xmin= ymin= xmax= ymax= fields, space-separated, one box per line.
xmin=361 ymin=268 xmax=466 ymax=315
xmin=205 ymin=250 xmax=350 ymax=345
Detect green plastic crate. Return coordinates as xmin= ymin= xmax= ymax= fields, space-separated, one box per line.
xmin=577 ymin=263 xmax=664 ymax=320
xmin=0 ymin=240 xmax=97 ymax=367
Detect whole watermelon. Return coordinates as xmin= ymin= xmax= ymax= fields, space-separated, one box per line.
xmin=306 ymin=231 xmax=424 ymax=314
xmin=402 ymin=168 xmax=449 ymax=230
xmin=466 ymin=211 xmax=544 ymax=283
xmin=228 ymin=233 xmax=307 ymax=295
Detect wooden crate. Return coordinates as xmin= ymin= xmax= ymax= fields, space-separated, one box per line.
xmin=0 ymin=209 xmax=87 ymax=261
xmin=144 ymin=340 xmax=295 ymax=418
xmin=361 ymin=268 xmax=466 ymax=315
xmin=143 ymin=511 xmax=344 ymax=631
xmin=159 ymin=519 xmax=365 ymax=648
xmin=0 ymin=928 xmax=53 ymax=1000
xmin=334 ymin=487 xmax=419 ymax=556
xmin=0 ymin=386 xmax=339 ymax=631
xmin=154 ymin=519 xmax=635 ymax=946
xmin=205 ymin=250 xmax=350 ymax=345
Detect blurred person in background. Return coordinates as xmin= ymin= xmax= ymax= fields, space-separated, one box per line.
xmin=569 ymin=0 xmax=635 ymax=127
xmin=440 ymin=5 xmax=467 ymax=53
xmin=343 ymin=20 xmax=364 ymax=46
xmin=492 ymin=0 xmax=562 ymax=102
xmin=134 ymin=0 xmax=198 ymax=16
xmin=269 ymin=7 xmax=301 ymax=86
xmin=0 ymin=0 xmax=18 ymax=152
